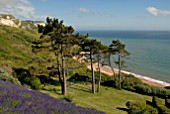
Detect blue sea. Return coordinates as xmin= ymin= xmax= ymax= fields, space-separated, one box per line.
xmin=77 ymin=30 xmax=170 ymax=83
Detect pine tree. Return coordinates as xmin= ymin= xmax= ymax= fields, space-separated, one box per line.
xmin=109 ymin=40 xmax=130 ymax=90
xmin=33 ymin=17 xmax=84 ymax=95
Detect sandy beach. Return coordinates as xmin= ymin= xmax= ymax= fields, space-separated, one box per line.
xmin=74 ymin=56 xmax=170 ymax=87
xmin=87 ymin=63 xmax=170 ymax=87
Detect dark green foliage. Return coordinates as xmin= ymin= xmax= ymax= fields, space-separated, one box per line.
xmin=152 ymin=96 xmax=170 ymax=114
xmin=165 ymin=86 xmax=170 ymax=90
xmin=152 ymin=96 xmax=163 ymax=107
xmin=165 ymin=99 xmax=170 ymax=109
xmin=126 ymin=100 xmax=158 ymax=114
xmin=121 ymin=74 xmax=142 ymax=91
xmin=109 ymin=40 xmax=130 ymax=90
xmin=13 ymin=68 xmax=42 ymax=90
xmin=101 ymin=77 xmax=116 ymax=87
xmin=135 ymin=85 xmax=170 ymax=98
xmin=37 ymin=75 xmax=60 ymax=86
xmin=24 ymin=76 xmax=42 ymax=90
xmin=69 ymin=73 xmax=91 ymax=82
xmin=101 ymin=74 xmax=142 ymax=91
xmin=13 ymin=68 xmax=31 ymax=83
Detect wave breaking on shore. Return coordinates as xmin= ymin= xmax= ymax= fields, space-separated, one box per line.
xmin=103 ymin=66 xmax=170 ymax=87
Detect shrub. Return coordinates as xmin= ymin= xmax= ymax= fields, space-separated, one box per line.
xmin=101 ymin=77 xmax=116 ymax=87
xmin=23 ymin=76 xmax=42 ymax=90
xmin=29 ymin=77 xmax=42 ymax=90
xmin=152 ymin=96 xmax=170 ymax=114
xmin=13 ymin=68 xmax=31 ymax=84
xmin=122 ymin=74 xmax=142 ymax=87
xmin=101 ymin=74 xmax=142 ymax=90
xmin=68 ymin=73 xmax=91 ymax=83
xmin=157 ymin=104 xmax=170 ymax=114
xmin=165 ymin=86 xmax=170 ymax=90
xmin=165 ymin=98 xmax=170 ymax=109
xmin=126 ymin=100 xmax=158 ymax=114
xmin=152 ymin=96 xmax=163 ymax=107
xmin=134 ymin=85 xmax=170 ymax=98
xmin=0 ymin=66 xmax=20 ymax=85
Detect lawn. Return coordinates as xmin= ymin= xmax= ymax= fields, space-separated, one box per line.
xmin=41 ymin=82 xmax=152 ymax=114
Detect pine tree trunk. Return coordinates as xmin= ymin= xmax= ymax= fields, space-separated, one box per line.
xmin=61 ymin=44 xmax=67 ymax=95
xmin=51 ymin=40 xmax=64 ymax=95
xmin=109 ymin=53 xmax=116 ymax=76
xmin=57 ymin=60 xmax=64 ymax=94
xmin=97 ymin=54 xmax=101 ymax=93
xmin=90 ymin=50 xmax=95 ymax=93
xmin=118 ymin=53 xmax=121 ymax=90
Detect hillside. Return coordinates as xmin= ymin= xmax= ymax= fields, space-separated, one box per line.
xmin=0 ymin=25 xmax=38 ymax=67
xmin=0 ymin=14 xmax=45 ymax=29
xmin=0 ymin=79 xmax=105 ymax=114
xmin=1 ymin=18 xmax=170 ymax=114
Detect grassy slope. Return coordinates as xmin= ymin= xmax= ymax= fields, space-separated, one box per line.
xmin=0 ymin=25 xmax=54 ymax=73
xmin=41 ymin=83 xmax=152 ymax=114
xmin=0 ymin=26 xmax=38 ymax=67
xmin=0 ymin=25 xmax=153 ymax=114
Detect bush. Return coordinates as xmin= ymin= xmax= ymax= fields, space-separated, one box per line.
xmin=165 ymin=99 xmax=170 ymax=109
xmin=126 ymin=100 xmax=158 ymax=114
xmin=165 ymin=86 xmax=170 ymax=90
xmin=29 ymin=77 xmax=42 ymax=90
xmin=102 ymin=74 xmax=142 ymax=90
xmin=24 ymin=76 xmax=42 ymax=90
xmin=101 ymin=77 xmax=116 ymax=87
xmin=157 ymin=104 xmax=170 ymax=114
xmin=0 ymin=66 xmax=20 ymax=85
xmin=13 ymin=68 xmax=31 ymax=84
xmin=134 ymin=85 xmax=170 ymax=98
xmin=68 ymin=73 xmax=91 ymax=83
xmin=152 ymin=96 xmax=170 ymax=114
xmin=122 ymin=74 xmax=142 ymax=87
xmin=152 ymin=96 xmax=163 ymax=107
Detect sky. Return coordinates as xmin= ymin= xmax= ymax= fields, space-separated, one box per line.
xmin=0 ymin=0 xmax=170 ymax=30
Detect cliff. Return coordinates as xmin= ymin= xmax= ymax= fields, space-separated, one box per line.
xmin=0 ymin=14 xmax=45 ymax=29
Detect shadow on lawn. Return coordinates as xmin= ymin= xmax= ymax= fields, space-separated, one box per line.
xmin=69 ymin=84 xmax=92 ymax=93
xmin=116 ymin=107 xmax=129 ymax=113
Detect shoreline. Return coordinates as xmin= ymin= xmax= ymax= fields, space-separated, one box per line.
xmin=87 ymin=63 xmax=170 ymax=87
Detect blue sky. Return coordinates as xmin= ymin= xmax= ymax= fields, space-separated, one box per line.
xmin=0 ymin=0 xmax=170 ymax=30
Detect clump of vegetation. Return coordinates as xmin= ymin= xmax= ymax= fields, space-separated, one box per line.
xmin=102 ymin=74 xmax=142 ymax=90
xmin=64 ymin=94 xmax=74 ymax=103
xmin=126 ymin=100 xmax=158 ymax=114
xmin=126 ymin=96 xmax=170 ymax=114
xmin=0 ymin=66 xmax=20 ymax=85
xmin=134 ymin=84 xmax=170 ymax=98
xmin=24 ymin=76 xmax=43 ymax=90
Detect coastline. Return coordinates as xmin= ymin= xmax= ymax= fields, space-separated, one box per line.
xmin=87 ymin=63 xmax=170 ymax=87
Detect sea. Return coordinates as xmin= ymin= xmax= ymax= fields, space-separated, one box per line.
xmin=77 ymin=30 xmax=170 ymax=84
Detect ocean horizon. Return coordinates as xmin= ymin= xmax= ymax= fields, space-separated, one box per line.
xmin=77 ymin=30 xmax=170 ymax=84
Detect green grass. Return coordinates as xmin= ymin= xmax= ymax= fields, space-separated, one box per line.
xmin=0 ymin=24 xmax=153 ymax=114
xmin=0 ymin=25 xmax=38 ymax=67
xmin=41 ymin=83 xmax=152 ymax=114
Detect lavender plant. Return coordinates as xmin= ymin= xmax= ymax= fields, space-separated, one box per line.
xmin=0 ymin=80 xmax=105 ymax=114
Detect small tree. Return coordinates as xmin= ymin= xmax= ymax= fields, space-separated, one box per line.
xmin=109 ymin=40 xmax=130 ymax=90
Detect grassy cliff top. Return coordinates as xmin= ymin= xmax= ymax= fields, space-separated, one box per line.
xmin=0 ymin=14 xmax=15 ymax=19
